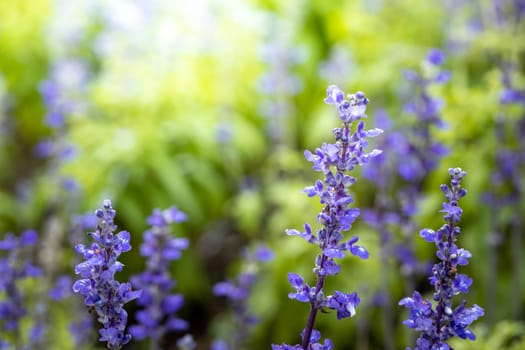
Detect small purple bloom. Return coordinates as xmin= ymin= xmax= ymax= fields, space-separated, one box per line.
xmin=49 ymin=276 xmax=73 ymax=300
xmin=0 ymin=230 xmax=41 ymax=345
xmin=213 ymin=244 xmax=273 ymax=348
xmin=326 ymin=291 xmax=360 ymax=319
xmin=427 ymin=48 xmax=446 ymax=66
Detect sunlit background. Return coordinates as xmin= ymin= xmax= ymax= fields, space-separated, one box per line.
xmin=1 ymin=0 xmax=524 ymax=349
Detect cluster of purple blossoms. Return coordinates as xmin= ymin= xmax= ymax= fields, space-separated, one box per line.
xmin=35 ymin=60 xmax=88 ymax=165
xmin=130 ymin=206 xmax=190 ymax=349
xmin=257 ymin=27 xmax=305 ymax=144
xmin=273 ymin=85 xmax=382 ymax=349
xmin=364 ymin=48 xmax=450 ymax=195
xmin=361 ymin=48 xmax=452 ymax=349
xmin=0 ymin=230 xmax=41 ymax=349
xmin=212 ymin=244 xmax=274 ymax=350
xmin=72 ymin=199 xmax=141 ymax=350
xmin=399 ymin=168 xmax=484 ymax=349
xmin=364 ymin=47 xmax=451 ymax=221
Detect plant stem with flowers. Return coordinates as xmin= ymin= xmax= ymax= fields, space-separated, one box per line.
xmin=130 ymin=206 xmax=190 ymax=350
xmin=212 ymin=244 xmax=274 ymax=350
xmin=0 ymin=230 xmax=41 ymax=349
xmin=272 ymin=85 xmax=382 ymax=349
xmin=362 ymin=48 xmax=451 ymax=348
xmin=399 ymin=168 xmax=484 ymax=349
xmin=72 ymin=199 xmax=141 ymax=350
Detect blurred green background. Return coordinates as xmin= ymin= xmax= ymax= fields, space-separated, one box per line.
xmin=0 ymin=0 xmax=524 ymax=349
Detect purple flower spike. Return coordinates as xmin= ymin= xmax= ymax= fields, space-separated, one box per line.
xmin=324 ymin=85 xmax=345 ymax=104
xmin=72 ymin=200 xmax=141 ymax=350
xmin=399 ymin=169 xmax=483 ymax=349
xmin=0 ymin=230 xmax=41 ymax=348
xmin=130 ymin=205 xmax=190 ymax=348
xmin=213 ymin=244 xmax=274 ymax=348
xmin=274 ymin=85 xmax=382 ymax=349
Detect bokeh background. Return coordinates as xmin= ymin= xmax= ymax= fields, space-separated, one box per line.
xmin=1 ymin=0 xmax=524 ymax=349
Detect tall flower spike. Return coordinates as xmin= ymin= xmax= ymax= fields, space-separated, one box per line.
xmin=72 ymin=199 xmax=141 ymax=350
xmin=212 ymin=244 xmax=274 ymax=350
xmin=0 ymin=230 xmax=41 ymax=349
xmin=399 ymin=168 xmax=484 ymax=349
xmin=273 ymin=85 xmax=382 ymax=349
xmin=130 ymin=206 xmax=190 ymax=350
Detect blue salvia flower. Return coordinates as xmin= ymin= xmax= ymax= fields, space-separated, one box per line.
xmin=399 ymin=48 xmax=450 ymax=182
xmin=0 ymin=230 xmax=41 ymax=349
xmin=257 ymin=27 xmax=305 ymax=144
xmin=176 ymin=334 xmax=197 ymax=350
xmin=130 ymin=206 xmax=189 ymax=349
xmin=273 ymin=85 xmax=382 ymax=349
xmin=72 ymin=199 xmax=141 ymax=350
xmin=212 ymin=244 xmax=274 ymax=350
xmin=399 ymin=168 xmax=484 ymax=349
xmin=35 ymin=59 xmax=88 ymax=163
xmin=482 ymin=56 xmax=525 ymax=323
xmin=361 ymin=49 xmax=451 ymax=348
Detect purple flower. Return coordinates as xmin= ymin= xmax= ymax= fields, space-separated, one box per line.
xmin=500 ymin=88 xmax=525 ymax=105
xmin=426 ymin=49 xmax=446 ymax=66
xmin=361 ymin=52 xmax=452 ymax=337
xmin=211 ymin=339 xmax=230 ymax=350
xmin=130 ymin=206 xmax=189 ymax=348
xmin=0 ymin=230 xmax=41 ymax=347
xmin=399 ymin=168 xmax=484 ymax=349
xmin=213 ymin=244 xmax=274 ymax=349
xmin=257 ymin=35 xmax=305 ymax=142
xmin=274 ymin=85 xmax=382 ymax=349
xmin=49 ymin=276 xmax=73 ymax=300
xmin=325 ymin=291 xmax=360 ymax=320
xmin=72 ymin=200 xmax=141 ymax=350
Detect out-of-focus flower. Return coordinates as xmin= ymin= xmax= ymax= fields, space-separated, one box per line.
xmin=130 ymin=206 xmax=189 ymax=349
xmin=212 ymin=244 xmax=274 ymax=349
xmin=0 ymin=230 xmax=41 ymax=348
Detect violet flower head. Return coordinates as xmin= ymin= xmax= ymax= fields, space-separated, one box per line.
xmin=130 ymin=206 xmax=189 ymax=349
xmin=72 ymin=199 xmax=141 ymax=350
xmin=257 ymin=29 xmax=305 ymax=142
xmin=275 ymin=85 xmax=382 ymax=349
xmin=399 ymin=168 xmax=484 ymax=349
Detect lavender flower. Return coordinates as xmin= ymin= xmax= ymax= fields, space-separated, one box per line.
xmin=130 ymin=206 xmax=189 ymax=349
xmin=213 ymin=244 xmax=274 ymax=349
xmin=399 ymin=168 xmax=484 ymax=349
xmin=66 ymin=211 xmax=99 ymax=347
xmin=483 ymin=57 xmax=525 ymax=323
xmin=273 ymin=85 xmax=382 ymax=348
xmin=257 ymin=26 xmax=305 ymax=144
xmin=362 ymin=49 xmax=451 ymax=348
xmin=399 ymin=48 xmax=450 ymax=182
xmin=72 ymin=199 xmax=141 ymax=350
xmin=0 ymin=230 xmax=41 ymax=348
